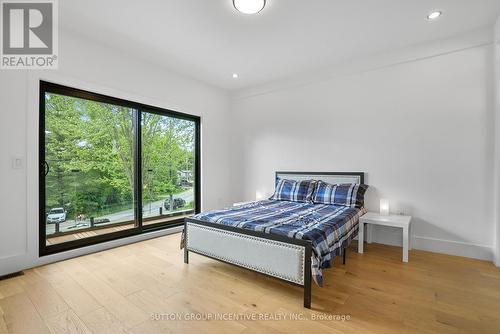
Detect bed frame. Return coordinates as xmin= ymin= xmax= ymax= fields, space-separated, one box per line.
xmin=183 ymin=171 xmax=365 ymax=308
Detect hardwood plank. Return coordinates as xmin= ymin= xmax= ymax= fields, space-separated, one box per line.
xmin=0 ymin=292 xmax=50 ymax=334
xmin=80 ymin=308 xmax=129 ymax=334
xmin=60 ymin=262 xmax=149 ymax=328
xmin=92 ymin=264 xmax=143 ymax=297
xmin=24 ymin=281 xmax=69 ymax=319
xmin=36 ymin=270 xmax=101 ymax=318
xmin=435 ymin=310 xmax=500 ymax=333
xmin=16 ymin=269 xmax=45 ymax=286
xmin=45 ymin=310 xmax=92 ymax=334
xmin=0 ymin=306 xmax=8 ymax=334
xmin=0 ymin=279 xmax=24 ymax=299
xmin=126 ymin=289 xmax=178 ymax=315
xmin=128 ymin=319 xmax=174 ymax=334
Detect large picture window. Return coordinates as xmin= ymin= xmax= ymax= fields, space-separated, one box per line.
xmin=39 ymin=81 xmax=200 ymax=255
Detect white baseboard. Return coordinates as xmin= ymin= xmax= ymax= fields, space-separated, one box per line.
xmin=412 ymin=236 xmax=494 ymax=261
xmin=366 ymin=225 xmax=494 ymax=261
xmin=0 ymin=226 xmax=183 ymax=277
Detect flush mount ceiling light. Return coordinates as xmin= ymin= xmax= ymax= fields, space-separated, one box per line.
xmin=232 ymin=73 xmax=239 ymax=79
xmin=233 ymin=0 xmax=266 ymax=14
xmin=427 ymin=11 xmax=442 ymax=20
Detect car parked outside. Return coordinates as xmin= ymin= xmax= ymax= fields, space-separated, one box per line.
xmin=47 ymin=207 xmax=67 ymax=224
xmin=164 ymin=197 xmax=186 ymax=211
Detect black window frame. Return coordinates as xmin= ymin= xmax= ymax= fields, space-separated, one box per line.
xmin=39 ymin=81 xmax=201 ymax=256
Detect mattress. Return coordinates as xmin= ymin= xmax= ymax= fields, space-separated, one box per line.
xmin=190 ymin=199 xmax=365 ymax=286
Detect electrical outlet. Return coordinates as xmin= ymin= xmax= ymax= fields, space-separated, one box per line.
xmin=12 ymin=156 xmax=24 ymax=169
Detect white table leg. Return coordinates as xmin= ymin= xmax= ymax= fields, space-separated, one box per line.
xmin=358 ymin=222 xmax=364 ymax=253
xmin=408 ymin=223 xmax=412 ymax=250
xmin=367 ymin=224 xmax=373 ymax=244
xmin=402 ymin=226 xmax=409 ymax=262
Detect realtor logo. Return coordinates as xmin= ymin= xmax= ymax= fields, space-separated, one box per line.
xmin=1 ymin=0 xmax=58 ymax=69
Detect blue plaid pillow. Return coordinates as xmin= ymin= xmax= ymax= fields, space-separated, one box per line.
xmin=312 ymin=181 xmax=368 ymax=208
xmin=270 ymin=179 xmax=316 ymax=203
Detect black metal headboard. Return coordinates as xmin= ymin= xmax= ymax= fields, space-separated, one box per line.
xmin=275 ymin=171 xmax=365 ymax=185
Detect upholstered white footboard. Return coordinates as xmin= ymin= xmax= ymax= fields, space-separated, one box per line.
xmin=185 ymin=221 xmax=308 ymax=284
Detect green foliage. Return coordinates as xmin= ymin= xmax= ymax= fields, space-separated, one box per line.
xmin=44 ymin=93 xmax=195 ymax=218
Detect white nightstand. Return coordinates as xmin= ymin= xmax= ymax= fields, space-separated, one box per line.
xmin=358 ymin=212 xmax=412 ymax=262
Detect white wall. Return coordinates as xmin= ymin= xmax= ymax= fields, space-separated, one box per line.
xmin=1 ymin=26 xmax=498 ymax=276
xmin=494 ymin=16 xmax=500 ymax=266
xmin=0 ymin=30 xmax=232 ymax=276
xmin=230 ymin=29 xmax=496 ymax=261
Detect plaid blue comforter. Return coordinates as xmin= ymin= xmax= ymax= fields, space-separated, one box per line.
xmin=188 ymin=200 xmax=365 ymax=287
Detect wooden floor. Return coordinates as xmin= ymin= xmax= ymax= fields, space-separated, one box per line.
xmin=46 ymin=215 xmax=190 ymax=245
xmin=1 ymin=234 xmax=500 ymax=334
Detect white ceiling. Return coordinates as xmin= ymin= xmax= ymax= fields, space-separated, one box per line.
xmin=60 ymin=0 xmax=500 ymax=91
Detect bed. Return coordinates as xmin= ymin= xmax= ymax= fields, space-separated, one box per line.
xmin=182 ymin=171 xmax=366 ymax=308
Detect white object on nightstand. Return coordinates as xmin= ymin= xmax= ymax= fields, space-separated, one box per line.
xmin=358 ymin=212 xmax=412 ymax=262
xmin=233 ymin=201 xmax=255 ymax=206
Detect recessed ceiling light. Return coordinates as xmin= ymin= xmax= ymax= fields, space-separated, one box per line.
xmin=427 ymin=11 xmax=442 ymax=20
xmin=232 ymin=73 xmax=239 ymax=79
xmin=233 ymin=0 xmax=266 ymax=15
